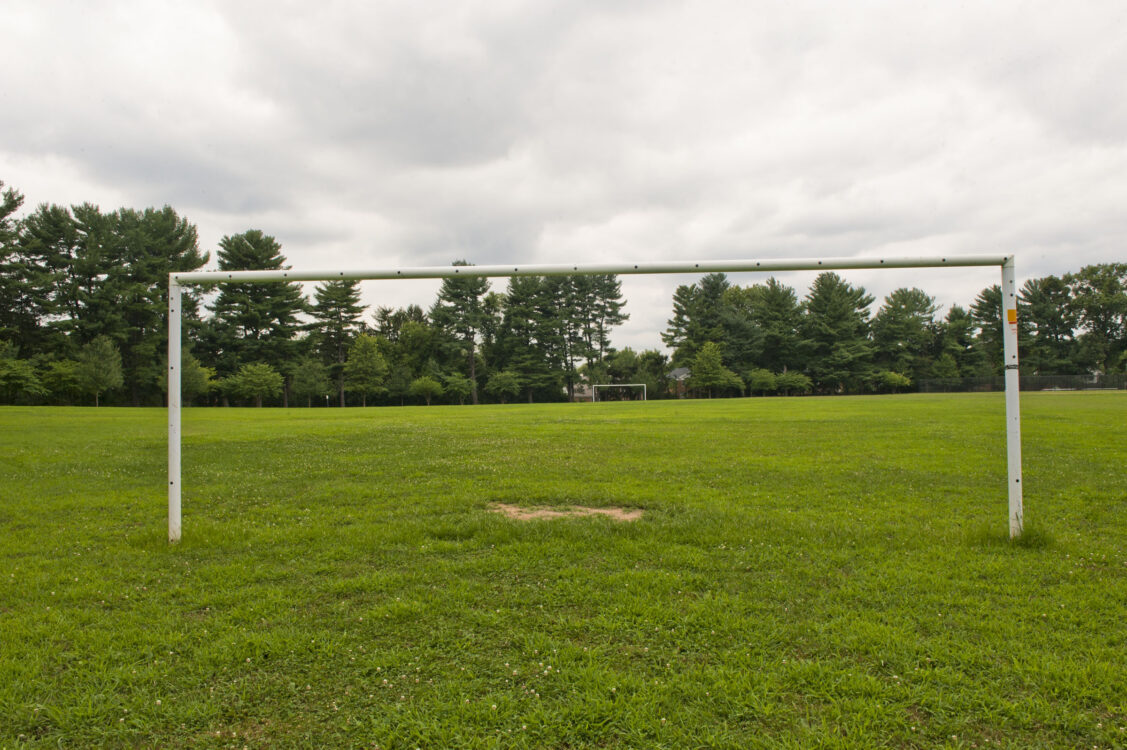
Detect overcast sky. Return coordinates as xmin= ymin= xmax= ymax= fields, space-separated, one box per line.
xmin=3 ymin=1 xmax=1125 ymax=351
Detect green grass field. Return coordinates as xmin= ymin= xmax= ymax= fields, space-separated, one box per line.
xmin=1 ymin=393 xmax=1125 ymax=749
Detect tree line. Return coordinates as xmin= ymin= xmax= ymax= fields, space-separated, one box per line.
xmin=662 ymin=265 xmax=1127 ymax=397
xmin=0 ymin=181 xmax=633 ymax=406
xmin=1 ymin=179 xmax=1124 ymax=405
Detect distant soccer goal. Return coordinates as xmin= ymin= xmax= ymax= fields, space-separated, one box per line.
xmin=592 ymin=383 xmax=647 ymax=402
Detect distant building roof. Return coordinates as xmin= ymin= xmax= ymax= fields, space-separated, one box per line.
xmin=667 ymin=367 xmax=691 ymax=381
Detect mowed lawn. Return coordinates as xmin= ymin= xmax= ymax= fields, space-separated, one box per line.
xmin=1 ymin=394 xmax=1124 ymax=749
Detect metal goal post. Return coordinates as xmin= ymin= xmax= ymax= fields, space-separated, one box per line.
xmin=592 ymin=384 xmax=647 ymax=402
xmin=168 ymin=255 xmax=1023 ymax=542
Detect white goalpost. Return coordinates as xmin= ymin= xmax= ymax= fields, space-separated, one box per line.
xmin=592 ymin=384 xmax=647 ymax=401
xmin=168 ymin=255 xmax=1024 ymax=542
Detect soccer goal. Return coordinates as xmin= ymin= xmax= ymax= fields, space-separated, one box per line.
xmin=592 ymin=383 xmax=647 ymax=401
xmin=168 ymin=255 xmax=1024 ymax=542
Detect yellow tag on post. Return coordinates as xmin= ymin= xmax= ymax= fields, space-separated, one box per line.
xmin=1007 ymin=308 xmax=1018 ymax=324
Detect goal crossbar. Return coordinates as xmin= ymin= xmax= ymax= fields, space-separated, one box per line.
xmin=171 ymin=255 xmax=1007 ymax=285
xmin=168 ymin=254 xmax=1023 ymax=542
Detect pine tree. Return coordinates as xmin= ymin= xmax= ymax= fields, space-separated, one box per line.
xmin=0 ymin=182 xmax=32 ymax=348
xmin=9 ymin=203 xmax=79 ymax=356
xmin=430 ymin=261 xmax=490 ymax=404
xmin=970 ymin=285 xmax=1005 ymax=375
xmin=540 ymin=275 xmax=588 ymax=400
xmin=871 ymin=288 xmax=939 ymax=382
xmin=800 ymin=273 xmax=875 ymax=393
xmin=110 ymin=206 xmax=208 ymax=405
xmin=752 ymin=278 xmax=804 ymax=374
xmin=662 ymin=273 xmax=730 ymax=365
xmin=569 ymin=275 xmax=599 ymax=365
xmin=662 ymin=283 xmax=697 ymax=358
xmin=373 ymin=305 xmax=427 ymax=341
xmin=0 ymin=181 xmax=19 ymax=250
xmin=8 ymin=201 xmax=206 ymax=405
xmin=310 ymin=280 xmax=364 ymax=406
xmin=717 ymin=285 xmax=763 ymax=374
xmin=202 ymin=230 xmax=306 ymax=402
xmin=1020 ymin=276 xmax=1079 ymax=374
xmin=935 ymin=305 xmax=981 ymax=377
xmin=590 ymin=274 xmax=629 ymax=363
xmin=496 ymin=276 xmax=562 ymax=402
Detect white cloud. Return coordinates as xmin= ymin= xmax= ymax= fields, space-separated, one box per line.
xmin=2 ymin=0 xmax=1125 ymax=352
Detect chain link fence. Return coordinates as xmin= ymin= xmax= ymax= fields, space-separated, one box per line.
xmin=919 ymin=373 xmax=1127 ymax=392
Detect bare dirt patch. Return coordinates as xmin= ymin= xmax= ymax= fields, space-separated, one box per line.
xmin=490 ymin=502 xmax=643 ymax=522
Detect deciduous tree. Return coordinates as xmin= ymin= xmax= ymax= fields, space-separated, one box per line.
xmin=745 ymin=368 xmax=777 ymax=396
xmin=289 ymin=357 xmax=332 ymax=407
xmin=40 ymin=359 xmax=82 ymax=404
xmin=1066 ymin=264 xmax=1127 ymax=372
xmin=442 ymin=372 xmax=473 ymax=405
xmin=160 ymin=349 xmax=216 ymax=405
xmin=485 ymin=370 xmax=522 ymax=404
xmin=689 ymin=341 xmax=743 ymax=398
xmin=224 ymin=362 xmax=283 ymax=407
xmin=775 ymin=371 xmax=812 ymax=396
xmin=0 ymin=342 xmax=46 ymax=403
xmin=77 ymin=335 xmax=123 ymax=406
xmin=869 ymin=369 xmax=912 ymax=393
xmin=408 ymin=376 xmax=443 ymax=405
xmin=343 ymin=334 xmax=388 ymax=407
xmin=385 ymin=364 xmax=412 ymax=406
xmin=180 ymin=351 xmax=217 ymax=404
